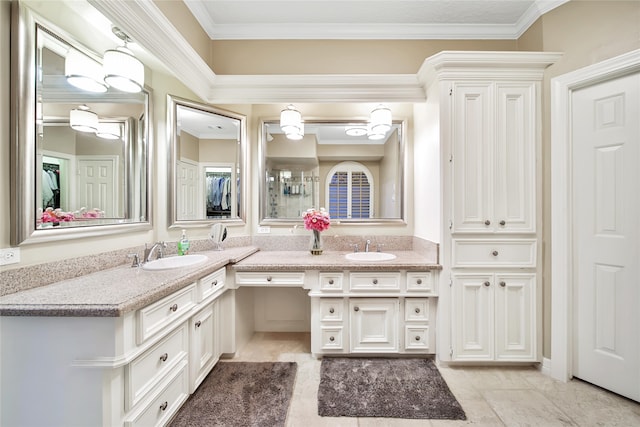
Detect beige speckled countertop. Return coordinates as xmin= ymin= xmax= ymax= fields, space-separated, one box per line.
xmin=0 ymin=248 xmax=439 ymax=317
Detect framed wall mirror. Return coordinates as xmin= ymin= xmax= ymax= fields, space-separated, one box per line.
xmin=10 ymin=3 xmax=152 ymax=245
xmin=259 ymin=119 xmax=406 ymax=225
xmin=167 ymin=95 xmax=247 ymax=228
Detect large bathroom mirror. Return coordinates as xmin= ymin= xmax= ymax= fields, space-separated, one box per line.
xmin=10 ymin=3 xmax=151 ymax=245
xmin=259 ymin=119 xmax=406 ymax=225
xmin=167 ymin=95 xmax=246 ymax=228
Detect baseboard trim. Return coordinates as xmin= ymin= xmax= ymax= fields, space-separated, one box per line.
xmin=538 ymin=357 xmax=552 ymax=376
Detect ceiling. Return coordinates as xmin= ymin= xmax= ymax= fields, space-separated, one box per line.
xmin=183 ymin=0 xmax=568 ymax=40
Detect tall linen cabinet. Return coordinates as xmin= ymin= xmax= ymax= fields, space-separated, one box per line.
xmin=419 ymin=51 xmax=561 ymax=363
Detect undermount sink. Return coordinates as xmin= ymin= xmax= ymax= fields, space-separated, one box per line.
xmin=345 ymin=252 xmax=397 ymax=262
xmin=142 ymin=254 xmax=208 ymax=271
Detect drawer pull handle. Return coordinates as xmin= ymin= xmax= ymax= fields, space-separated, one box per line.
xmin=416 ymin=279 xmax=422 ymax=285
xmin=499 ymin=281 xmax=506 ymax=287
xmin=266 ymin=276 xmax=272 ymax=282
xmin=329 ymin=336 xmax=335 ymax=342
xmin=372 ymin=279 xmax=378 ymax=285
xmin=169 ymin=304 xmax=178 ymax=312
xmin=484 ymin=220 xmax=491 ymax=226
xmin=354 ymin=306 xmax=360 ymax=312
xmin=160 ymin=401 xmax=168 ymax=411
xmin=212 ymin=280 xmax=218 ymax=286
xmin=500 ymin=220 xmax=506 ymax=226
xmin=329 ymin=308 xmax=335 ymax=314
xmin=415 ymin=308 xmax=421 ymax=314
xmin=492 ymin=250 xmax=499 ymax=257
xmin=328 ymin=279 xmax=334 ymax=285
xmin=415 ymin=335 xmax=421 ymax=341
xmin=195 ymin=320 xmax=202 ymax=328
xmin=160 ymin=353 xmax=168 ymax=362
xmin=484 ymin=281 xmax=491 ymax=287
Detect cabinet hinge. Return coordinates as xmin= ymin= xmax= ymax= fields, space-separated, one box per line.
xmin=449 ymin=154 xmax=453 ymax=163
xmin=449 ymin=275 xmax=453 ymax=287
xmin=449 ymin=88 xmax=453 ymax=96
xmin=448 ymin=220 xmax=453 ymax=230
xmin=449 ymin=347 xmax=454 ymax=357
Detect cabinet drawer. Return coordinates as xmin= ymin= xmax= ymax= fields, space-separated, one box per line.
xmin=127 ymin=322 xmax=189 ymax=410
xmin=404 ymin=326 xmax=430 ymax=351
xmin=137 ymin=284 xmax=196 ymax=344
xmin=407 ymin=272 xmax=435 ymax=293
xmin=319 ymin=272 xmax=344 ymax=291
xmin=319 ymin=299 xmax=343 ymax=321
xmin=124 ymin=359 xmax=189 ymax=427
xmin=320 ymin=327 xmax=344 ymax=351
xmin=452 ymin=239 xmax=537 ymax=268
xmin=349 ymin=272 xmax=400 ymax=291
xmin=405 ymin=299 xmax=430 ymax=322
xmin=234 ymin=271 xmax=305 ymax=287
xmin=198 ymin=267 xmax=225 ymax=301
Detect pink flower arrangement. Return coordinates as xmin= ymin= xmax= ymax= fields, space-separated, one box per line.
xmin=40 ymin=207 xmax=104 ymax=223
xmin=303 ymin=208 xmax=331 ymax=232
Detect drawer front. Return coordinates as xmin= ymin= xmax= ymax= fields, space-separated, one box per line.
xmin=125 ymin=360 xmax=189 ymax=427
xmin=406 ymin=272 xmax=435 ymax=293
xmin=405 ymin=298 xmax=429 ymax=322
xmin=319 ymin=299 xmax=343 ymax=321
xmin=127 ymin=322 xmax=189 ymax=410
xmin=452 ymin=239 xmax=537 ymax=268
xmin=404 ymin=326 xmax=430 ymax=351
xmin=349 ymin=272 xmax=400 ymax=291
xmin=199 ymin=267 xmax=226 ymax=301
xmin=234 ymin=271 xmax=305 ymax=287
xmin=320 ymin=327 xmax=344 ymax=351
xmin=319 ymin=273 xmax=344 ymax=291
xmin=137 ymin=284 xmax=196 ymax=344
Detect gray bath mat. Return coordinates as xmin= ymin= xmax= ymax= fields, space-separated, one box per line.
xmin=318 ymin=357 xmax=466 ymax=420
xmin=170 ymin=361 xmax=297 ymax=427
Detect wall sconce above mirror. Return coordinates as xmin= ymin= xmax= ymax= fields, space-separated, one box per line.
xmin=10 ymin=2 xmax=152 ymax=245
xmin=259 ymin=118 xmax=406 ymax=225
xmin=167 ymin=95 xmax=247 ymax=228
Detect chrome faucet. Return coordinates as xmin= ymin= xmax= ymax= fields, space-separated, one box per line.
xmin=365 ymin=239 xmax=371 ymax=252
xmin=144 ymin=241 xmax=167 ymax=262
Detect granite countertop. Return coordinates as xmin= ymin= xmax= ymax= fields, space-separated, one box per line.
xmin=232 ymin=250 xmax=441 ymax=271
xmin=0 ymin=247 xmax=258 ymax=318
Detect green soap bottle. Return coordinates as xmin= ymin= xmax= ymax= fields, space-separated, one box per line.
xmin=178 ymin=229 xmax=190 ymax=255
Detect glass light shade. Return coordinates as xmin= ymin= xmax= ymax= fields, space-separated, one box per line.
xmin=280 ymin=104 xmax=302 ymax=135
xmin=370 ymin=104 xmax=392 ymax=134
xmin=286 ymin=127 xmax=304 ymax=140
xmin=69 ymin=108 xmax=98 ymax=133
xmin=65 ymin=49 xmax=108 ymax=93
xmin=345 ymin=125 xmax=368 ymax=137
xmin=103 ymin=46 xmax=144 ymax=93
xmin=96 ymin=122 xmax=121 ymax=140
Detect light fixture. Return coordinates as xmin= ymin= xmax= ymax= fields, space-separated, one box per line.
xmin=345 ymin=125 xmax=368 ymax=137
xmin=370 ymin=104 xmax=392 ymax=134
xmin=367 ymin=124 xmax=386 ymax=140
xmin=96 ymin=122 xmax=121 ymax=140
xmin=69 ymin=105 xmax=98 ymax=133
xmin=65 ymin=48 xmax=108 ymax=93
xmin=280 ymin=104 xmax=304 ymax=140
xmin=103 ymin=27 xmax=144 ymax=93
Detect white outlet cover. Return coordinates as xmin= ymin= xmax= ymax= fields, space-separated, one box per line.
xmin=0 ymin=248 xmax=21 ymax=266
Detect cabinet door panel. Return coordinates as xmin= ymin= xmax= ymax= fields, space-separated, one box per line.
xmin=451 ymin=83 xmax=493 ymax=233
xmin=452 ymin=274 xmax=493 ymax=360
xmin=349 ymin=299 xmax=398 ymax=353
xmin=495 ymin=83 xmax=536 ymax=233
xmin=494 ymin=274 xmax=536 ymax=360
xmin=190 ymin=302 xmax=218 ymax=392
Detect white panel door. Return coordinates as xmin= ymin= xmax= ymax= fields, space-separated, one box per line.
xmin=494 ymin=273 xmax=535 ymax=361
xmin=452 ymin=274 xmax=493 ymax=360
xmin=177 ymin=160 xmax=199 ymax=220
xmin=77 ymin=157 xmax=118 ymax=217
xmin=349 ymin=298 xmax=398 ymax=353
xmin=572 ymin=71 xmax=640 ymax=401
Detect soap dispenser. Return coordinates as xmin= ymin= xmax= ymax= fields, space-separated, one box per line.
xmin=177 ymin=229 xmax=190 ymax=255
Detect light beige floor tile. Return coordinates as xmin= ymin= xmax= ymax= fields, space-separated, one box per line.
xmin=483 ymin=389 xmax=577 ymax=426
xmin=461 ymin=366 xmax=536 ymax=391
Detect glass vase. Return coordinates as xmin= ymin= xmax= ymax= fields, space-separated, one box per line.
xmin=310 ymin=229 xmax=323 ymax=255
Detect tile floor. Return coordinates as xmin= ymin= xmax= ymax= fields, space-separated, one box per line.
xmin=225 ymin=332 xmax=640 ymax=427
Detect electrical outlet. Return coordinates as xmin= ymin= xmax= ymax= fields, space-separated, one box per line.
xmin=0 ymin=248 xmax=21 ymax=266
xmin=257 ymin=226 xmax=271 ymax=234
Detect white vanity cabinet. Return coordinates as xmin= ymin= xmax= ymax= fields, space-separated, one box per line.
xmin=310 ymin=270 xmax=438 ymax=357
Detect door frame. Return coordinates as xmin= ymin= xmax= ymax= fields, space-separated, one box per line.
xmin=550 ymin=48 xmax=640 ymax=382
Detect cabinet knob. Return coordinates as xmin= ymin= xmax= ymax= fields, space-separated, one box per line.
xmin=372 ymin=279 xmax=378 ymax=285
xmin=329 ymin=336 xmax=335 ymax=342
xmin=499 ymin=220 xmax=506 ymax=226
xmin=484 ymin=220 xmax=491 ymax=226
xmin=328 ymin=279 xmax=334 ymax=285
xmin=415 ymin=335 xmax=421 ymax=341
xmin=492 ymin=250 xmax=499 ymax=257
xmin=484 ymin=281 xmax=491 ymax=287
xmin=354 ymin=306 xmax=360 ymax=312
xmin=266 ymin=276 xmax=272 ymax=282
xmin=160 ymin=353 xmax=168 ymax=362
xmin=329 ymin=307 xmax=335 ymax=314
xmin=160 ymin=401 xmax=168 ymax=411
xmin=212 ymin=280 xmax=217 ymax=286
xmin=416 ymin=279 xmax=423 ymax=285
xmin=195 ymin=320 xmax=202 ymax=328
xmin=415 ymin=307 xmax=421 ymax=314
xmin=499 ymin=281 xmax=506 ymax=287
xmin=169 ymin=304 xmax=178 ymax=312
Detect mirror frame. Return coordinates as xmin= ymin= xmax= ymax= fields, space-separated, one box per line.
xmin=10 ymin=2 xmax=153 ymax=245
xmin=258 ymin=118 xmax=407 ymax=226
xmin=167 ymin=95 xmax=247 ymax=228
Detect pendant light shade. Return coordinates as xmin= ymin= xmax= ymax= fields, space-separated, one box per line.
xmin=370 ymin=104 xmax=392 ymax=134
xmin=69 ymin=106 xmax=98 ymax=133
xmin=96 ymin=122 xmax=121 ymax=140
xmin=65 ymin=49 xmax=108 ymax=93
xmin=280 ymin=104 xmax=304 ymax=140
xmin=103 ymin=46 xmax=144 ymax=93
